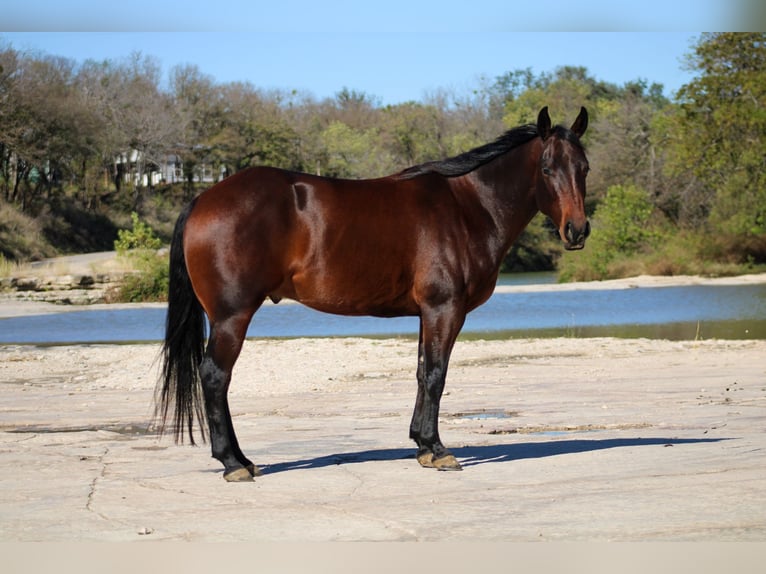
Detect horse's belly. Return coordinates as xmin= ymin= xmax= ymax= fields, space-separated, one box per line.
xmin=277 ymin=273 xmax=418 ymax=318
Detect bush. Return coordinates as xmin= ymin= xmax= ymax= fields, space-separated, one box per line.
xmin=595 ymin=184 xmax=660 ymax=254
xmin=110 ymin=249 xmax=169 ymax=302
xmin=110 ymin=213 xmax=168 ymax=302
xmin=114 ymin=212 xmax=163 ymax=254
xmin=558 ymin=184 xmax=664 ymax=282
xmin=559 ymin=224 xmax=765 ymax=282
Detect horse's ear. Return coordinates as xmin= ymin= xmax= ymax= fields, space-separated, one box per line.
xmin=537 ymin=106 xmax=552 ymax=140
xmin=571 ymin=106 xmax=588 ymax=138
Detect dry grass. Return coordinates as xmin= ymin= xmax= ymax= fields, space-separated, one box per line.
xmin=0 ymin=203 xmax=57 ymax=265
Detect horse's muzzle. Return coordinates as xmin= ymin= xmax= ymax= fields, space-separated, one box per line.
xmin=563 ymin=220 xmax=590 ymax=250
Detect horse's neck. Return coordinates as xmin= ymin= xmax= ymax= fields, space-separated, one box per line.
xmin=467 ymin=143 xmax=540 ymax=255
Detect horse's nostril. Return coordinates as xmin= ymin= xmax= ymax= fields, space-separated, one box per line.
xmin=564 ymin=220 xmax=589 ymax=246
xmin=565 ymin=221 xmax=574 ymax=243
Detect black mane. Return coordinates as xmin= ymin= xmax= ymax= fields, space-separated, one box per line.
xmin=395 ymin=123 xmax=584 ymax=180
xmin=396 ymin=124 xmax=539 ymax=179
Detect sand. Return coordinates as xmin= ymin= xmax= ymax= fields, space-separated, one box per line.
xmin=0 ymin=273 xmax=765 ymax=541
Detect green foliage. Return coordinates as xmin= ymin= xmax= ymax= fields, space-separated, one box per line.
xmin=319 ymin=121 xmax=394 ymax=178
xmin=114 ymin=212 xmax=162 ymax=254
xmin=111 ymin=212 xmax=166 ymax=302
xmin=597 ymin=184 xmax=659 ymax=253
xmin=110 ymin=249 xmax=169 ymax=303
xmin=500 ymin=66 xmax=619 ymax=133
xmin=559 ymin=228 xmax=765 ymax=282
xmin=558 ymin=185 xmax=663 ymax=281
xmin=382 ymin=102 xmax=444 ymax=166
xmin=668 ymin=33 xmax=766 ymax=235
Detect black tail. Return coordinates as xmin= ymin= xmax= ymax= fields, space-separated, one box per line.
xmin=155 ymin=198 xmax=207 ymax=444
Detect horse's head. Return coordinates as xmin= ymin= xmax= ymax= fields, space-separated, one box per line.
xmin=535 ymin=106 xmax=590 ymax=251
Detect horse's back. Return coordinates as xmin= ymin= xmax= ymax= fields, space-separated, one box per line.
xmin=181 ymin=165 xmax=490 ymax=318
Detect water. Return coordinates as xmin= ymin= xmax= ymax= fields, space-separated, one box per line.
xmin=1 ymin=276 xmax=765 ymax=344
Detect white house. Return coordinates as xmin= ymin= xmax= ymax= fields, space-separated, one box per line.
xmin=115 ymin=150 xmax=226 ymax=187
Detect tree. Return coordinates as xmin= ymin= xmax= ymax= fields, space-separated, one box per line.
xmin=487 ymin=68 xmax=535 ymax=122
xmin=0 ymin=52 xmax=101 ymax=211
xmin=0 ymin=44 xmax=22 ymax=203
xmin=668 ymin=33 xmax=766 ymax=235
xmin=170 ymin=64 xmax=224 ymax=195
xmin=587 ymin=79 xmax=670 ymax=208
xmin=213 ymin=82 xmax=301 ymax=175
xmin=382 ymin=101 xmax=444 ymax=168
xmin=108 ymin=53 xmax=181 ymax=208
xmin=331 ymin=87 xmax=380 ymax=129
xmin=319 ymin=121 xmax=394 ymax=178
xmin=501 ymin=66 xmax=619 ymax=131
xmin=426 ymin=85 xmax=502 ymax=157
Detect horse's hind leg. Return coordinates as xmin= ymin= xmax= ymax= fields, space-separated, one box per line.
xmin=201 ymin=309 xmax=260 ymax=482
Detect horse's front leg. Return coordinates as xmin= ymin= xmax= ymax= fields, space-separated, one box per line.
xmin=409 ymin=303 xmax=465 ymax=471
xmin=202 ymin=314 xmax=261 ymax=482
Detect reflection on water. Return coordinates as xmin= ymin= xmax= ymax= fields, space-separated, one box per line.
xmin=1 ymin=279 xmax=765 ymax=344
xmin=462 ymin=319 xmax=766 ymax=342
xmin=495 ymin=272 xmax=558 ymax=286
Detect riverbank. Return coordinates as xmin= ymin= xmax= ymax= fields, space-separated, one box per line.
xmin=0 ymin=251 xmax=136 ymax=306
xmin=1 ymin=335 xmax=765 ymax=541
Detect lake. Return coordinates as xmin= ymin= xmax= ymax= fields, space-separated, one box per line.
xmin=1 ymin=274 xmax=765 ymax=344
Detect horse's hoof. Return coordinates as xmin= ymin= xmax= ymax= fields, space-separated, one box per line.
xmin=246 ymin=463 xmax=263 ymax=477
xmin=223 ymin=467 xmax=255 ymax=482
xmin=417 ymin=451 xmax=435 ymax=468
xmin=433 ymin=454 xmax=463 ymax=471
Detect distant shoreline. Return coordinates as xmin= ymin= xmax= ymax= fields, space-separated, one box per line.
xmin=493 ymin=272 xmax=766 ymax=293
xmin=2 ymin=272 xmax=765 ymax=320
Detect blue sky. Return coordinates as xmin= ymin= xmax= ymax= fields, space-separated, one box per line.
xmin=2 ymin=1 xmax=762 ymax=105
xmin=2 ymin=32 xmax=700 ymax=103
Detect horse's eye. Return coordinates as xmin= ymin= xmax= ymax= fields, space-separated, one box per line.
xmin=542 ymin=167 xmax=552 ymax=176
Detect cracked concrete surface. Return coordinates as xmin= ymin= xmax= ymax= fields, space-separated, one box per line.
xmin=1 ymin=337 xmax=765 ymax=541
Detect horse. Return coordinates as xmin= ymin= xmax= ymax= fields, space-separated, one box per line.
xmin=157 ymin=106 xmax=590 ymax=482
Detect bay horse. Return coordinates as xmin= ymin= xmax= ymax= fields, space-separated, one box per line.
xmin=157 ymin=106 xmax=590 ymax=482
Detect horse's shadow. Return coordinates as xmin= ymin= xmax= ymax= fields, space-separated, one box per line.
xmin=260 ymin=436 xmax=729 ymax=475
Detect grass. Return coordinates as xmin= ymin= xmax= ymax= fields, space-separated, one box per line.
xmin=0 ymin=202 xmax=57 ymax=264
xmin=0 ymin=253 xmax=19 ymax=279
xmin=106 ymin=250 xmax=169 ymax=303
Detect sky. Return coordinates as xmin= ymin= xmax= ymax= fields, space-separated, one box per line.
xmin=2 ymin=1 xmax=764 ymax=106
